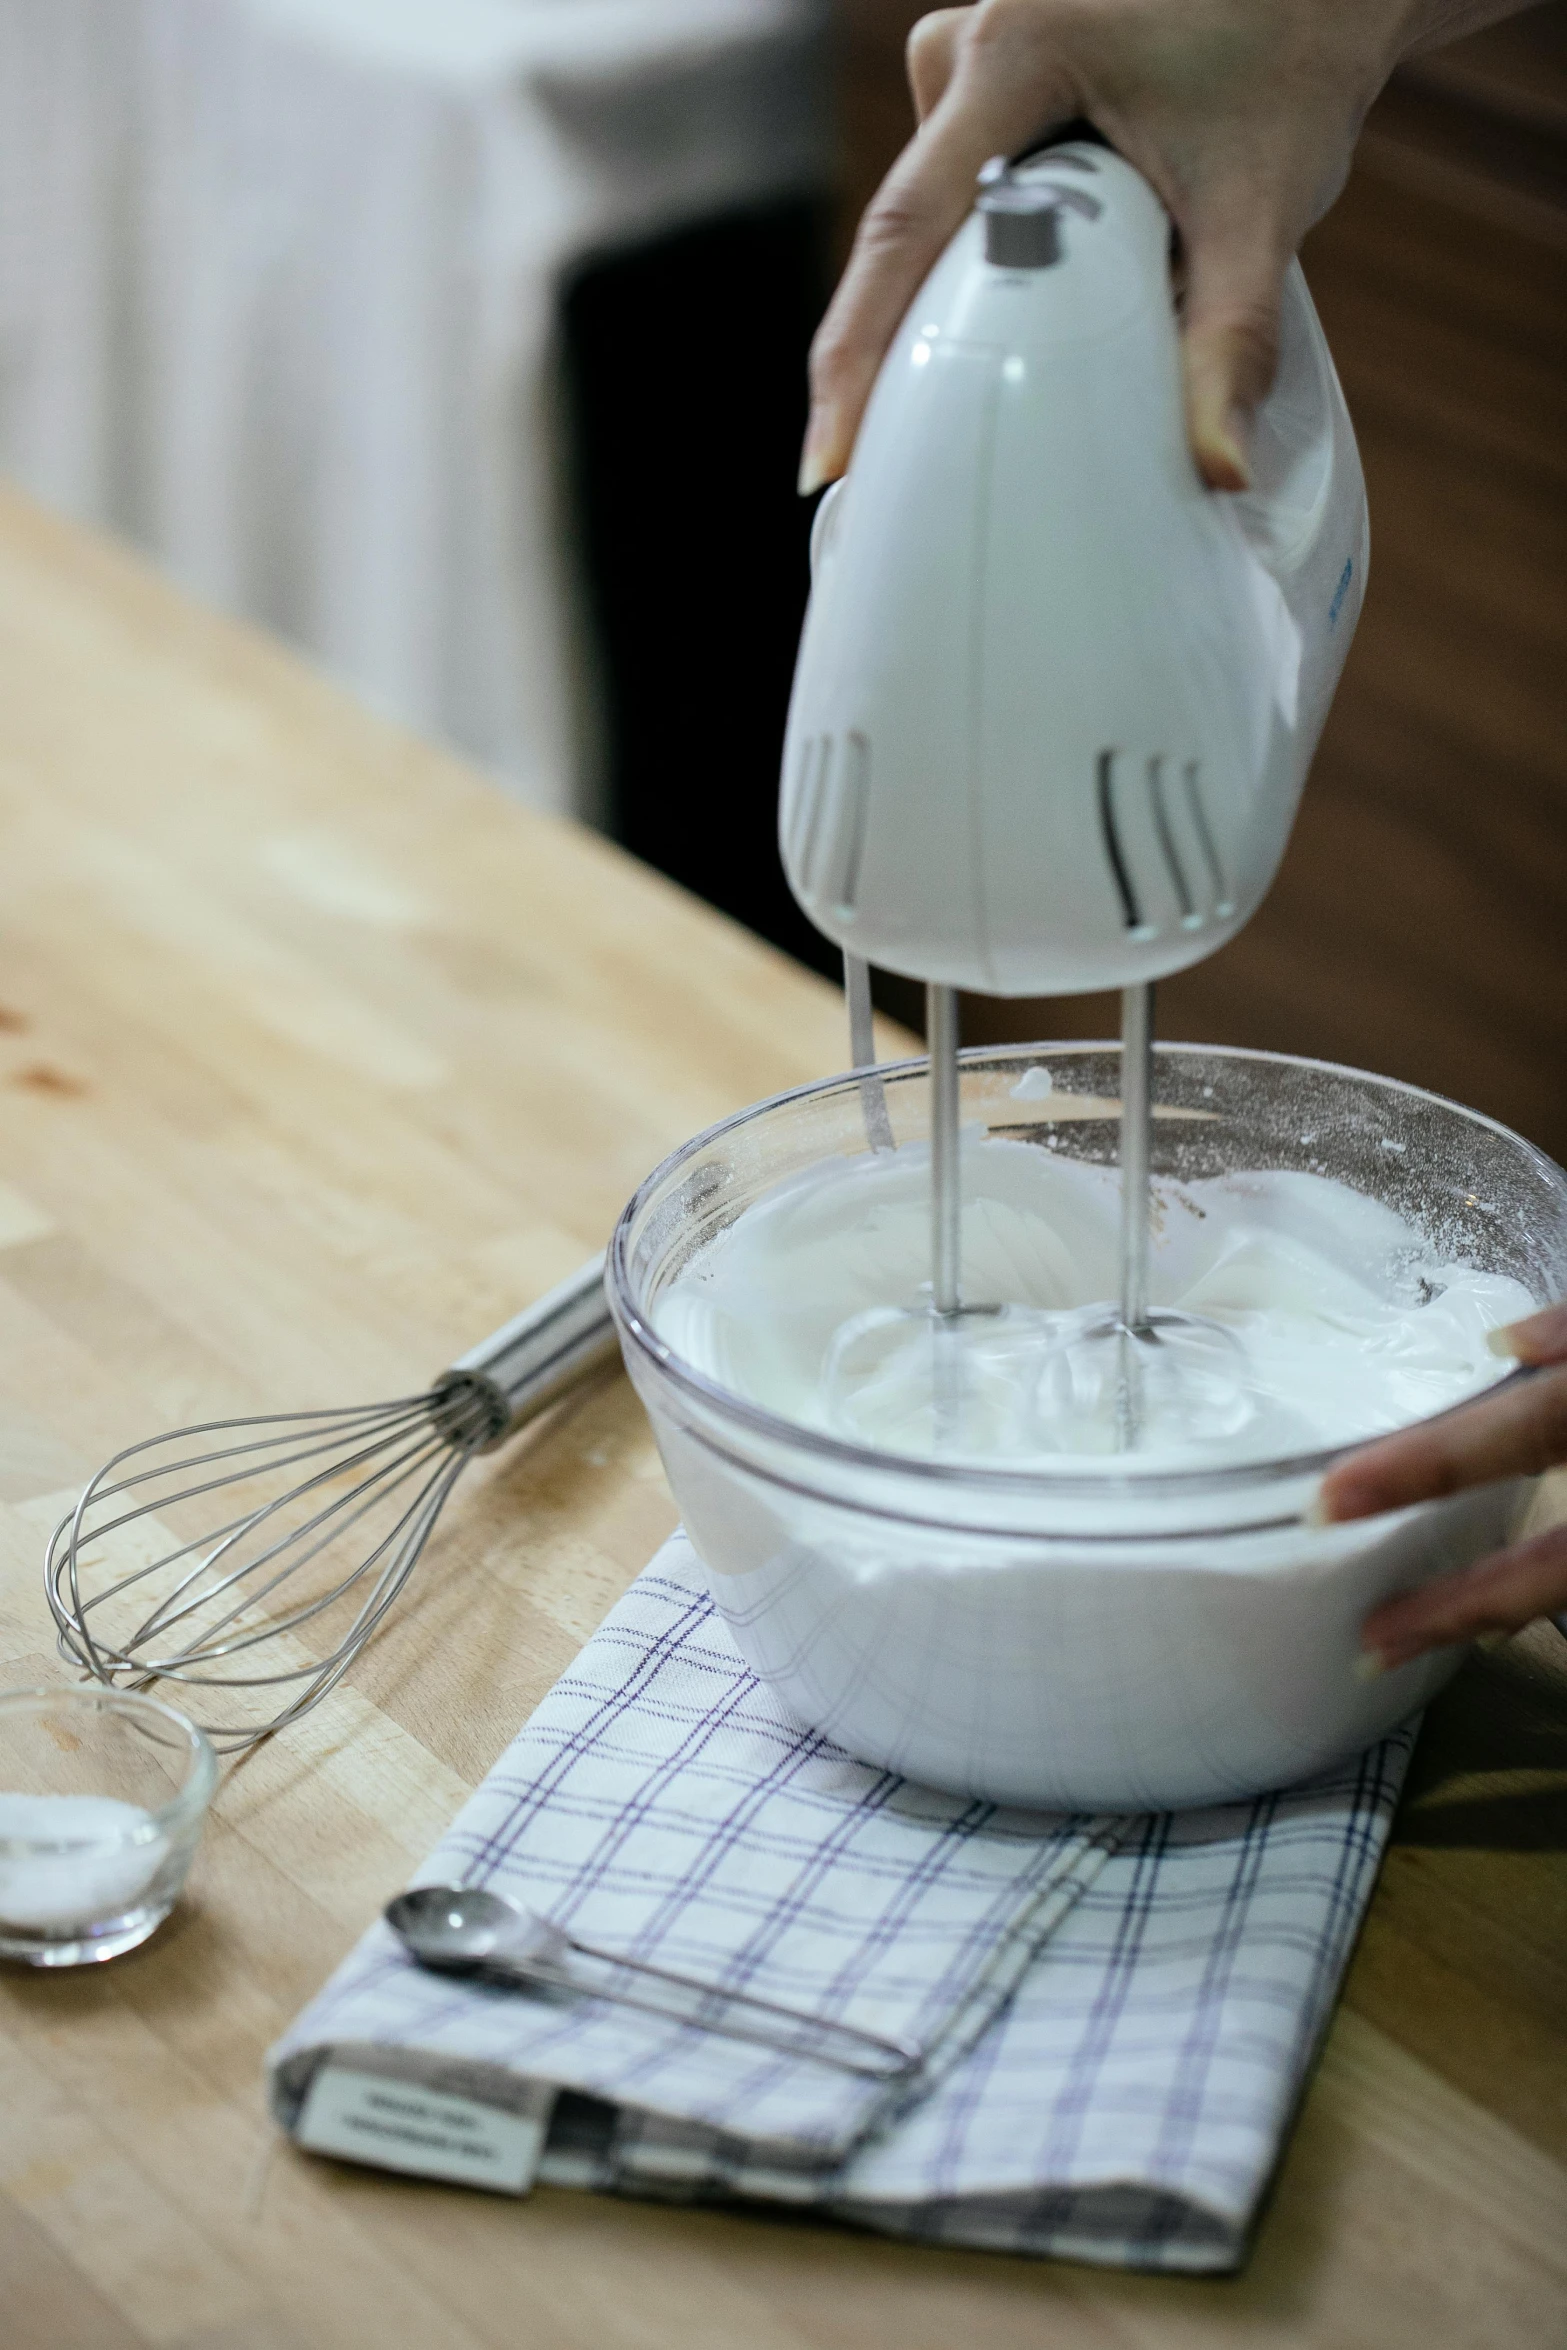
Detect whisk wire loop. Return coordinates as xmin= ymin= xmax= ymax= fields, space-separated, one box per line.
xmin=48 ymin=1401 xmax=442 ymax=1656
xmin=44 ymin=1256 xmax=616 ymax=1753
xmin=108 ymin=1418 xmax=469 ymax=1663
xmin=120 ymin=1449 xmax=472 ymax=1700
xmin=45 ymin=1412 xmax=484 ymax=1752
xmin=53 ymin=1398 xmax=438 ymax=1608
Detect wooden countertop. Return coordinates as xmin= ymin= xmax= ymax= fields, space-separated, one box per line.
xmin=1 ymin=487 xmax=1563 ymax=2350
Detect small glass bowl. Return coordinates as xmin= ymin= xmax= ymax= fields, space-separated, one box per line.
xmin=0 ymin=1687 xmax=217 ymax=1966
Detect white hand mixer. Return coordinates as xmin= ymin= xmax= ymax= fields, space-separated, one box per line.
xmin=782 ymin=141 xmax=1368 ymax=1446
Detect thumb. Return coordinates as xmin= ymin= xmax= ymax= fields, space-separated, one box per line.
xmin=1178 ymin=207 xmax=1290 ymax=492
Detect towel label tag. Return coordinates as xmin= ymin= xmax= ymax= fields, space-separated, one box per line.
xmin=296 ymin=2066 xmax=544 ymax=2194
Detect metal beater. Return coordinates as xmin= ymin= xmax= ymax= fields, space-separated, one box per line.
xmin=915 ymin=972 xmax=1167 ymax=1447
xmin=908 ymin=972 xmax=1252 ymax=1452
xmin=46 ymin=1260 xmax=617 ymax=1751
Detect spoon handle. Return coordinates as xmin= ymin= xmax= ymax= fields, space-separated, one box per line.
xmin=495 ymin=1931 xmax=921 ymax=2083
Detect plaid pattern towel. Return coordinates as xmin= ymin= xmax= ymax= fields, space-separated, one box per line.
xmin=269 ymin=1533 xmax=1414 ymax=2271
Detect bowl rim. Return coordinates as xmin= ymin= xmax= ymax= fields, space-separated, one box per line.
xmin=0 ymin=1685 xmax=218 ymax=1845
xmin=609 ymin=1038 xmax=1564 ymax=1506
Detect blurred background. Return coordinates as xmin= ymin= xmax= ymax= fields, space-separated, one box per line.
xmin=0 ymin=0 xmax=1562 ymax=1154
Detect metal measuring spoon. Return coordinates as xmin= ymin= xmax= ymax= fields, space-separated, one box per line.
xmin=385 ymin=1884 xmax=920 ymax=2082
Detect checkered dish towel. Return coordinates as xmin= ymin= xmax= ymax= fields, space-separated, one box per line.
xmin=268 ymin=1533 xmax=1414 ymax=2273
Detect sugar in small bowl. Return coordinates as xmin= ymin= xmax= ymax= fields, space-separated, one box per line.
xmin=0 ymin=1687 xmax=216 ymax=1966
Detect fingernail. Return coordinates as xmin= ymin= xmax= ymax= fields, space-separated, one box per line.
xmin=1486 ymin=1324 xmax=1522 ymax=1359
xmin=1302 ymin=1485 xmax=1333 ymax=1528
xmin=1352 ymin=1648 xmax=1387 ymax=1682
xmin=798 ymin=405 xmax=839 ymax=498
xmin=1475 ymin=1629 xmax=1510 ymax=1652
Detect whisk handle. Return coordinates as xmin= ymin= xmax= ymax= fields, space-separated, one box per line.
xmin=436 ymin=1254 xmax=618 ymax=1447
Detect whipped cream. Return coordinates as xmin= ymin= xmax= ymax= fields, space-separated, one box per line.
xmin=654 ymin=1136 xmax=1533 ymax=1468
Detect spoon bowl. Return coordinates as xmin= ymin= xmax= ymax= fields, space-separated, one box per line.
xmin=385 ymin=1883 xmax=562 ymax=1971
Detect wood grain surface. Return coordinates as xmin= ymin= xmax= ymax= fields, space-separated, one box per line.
xmin=0 ymin=487 xmax=1564 ymax=2349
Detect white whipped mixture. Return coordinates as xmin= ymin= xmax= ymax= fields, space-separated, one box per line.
xmin=656 ymin=1136 xmax=1533 ymax=1467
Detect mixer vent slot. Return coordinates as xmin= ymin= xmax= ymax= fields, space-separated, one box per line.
xmin=787 ymin=731 xmax=870 ymax=914
xmin=1096 ymin=750 xmax=1144 ymax=932
xmin=1147 ymin=756 xmax=1195 ymax=923
xmin=796 ymin=734 xmax=833 ymax=889
xmin=828 ymin=731 xmax=871 ymax=912
xmin=785 ymin=734 xmax=830 ymax=877
xmin=1180 ymin=761 xmax=1233 ymax=916
xmin=1098 ymin=751 xmax=1234 ymax=933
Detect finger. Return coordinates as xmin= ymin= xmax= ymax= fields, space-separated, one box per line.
xmin=800 ymin=16 xmax=1077 ymax=493
xmin=1359 ymin=1519 xmax=1567 ymax=1672
xmin=1177 ymin=197 xmax=1290 ymax=491
xmin=1491 ymin=1298 xmax=1567 ymax=1367
xmin=908 ymin=9 xmax=968 ymax=124
xmin=1315 ymin=1364 xmax=1567 ymax=1525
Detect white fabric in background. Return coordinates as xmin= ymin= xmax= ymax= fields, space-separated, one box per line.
xmin=0 ymin=0 xmax=827 ymax=813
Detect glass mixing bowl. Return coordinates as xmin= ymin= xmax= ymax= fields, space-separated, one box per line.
xmin=609 ymin=1044 xmax=1567 ymax=1810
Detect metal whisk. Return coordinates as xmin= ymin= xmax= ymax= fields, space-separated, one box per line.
xmin=46 ymin=1258 xmax=617 ymax=1752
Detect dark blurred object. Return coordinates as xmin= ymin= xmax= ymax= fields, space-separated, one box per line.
xmin=834 ymin=2 xmax=1567 ymax=1161
xmin=563 ymin=202 xmax=839 ymax=981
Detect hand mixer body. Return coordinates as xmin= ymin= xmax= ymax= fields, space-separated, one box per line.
xmin=780 ymin=146 xmax=1368 ymax=996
